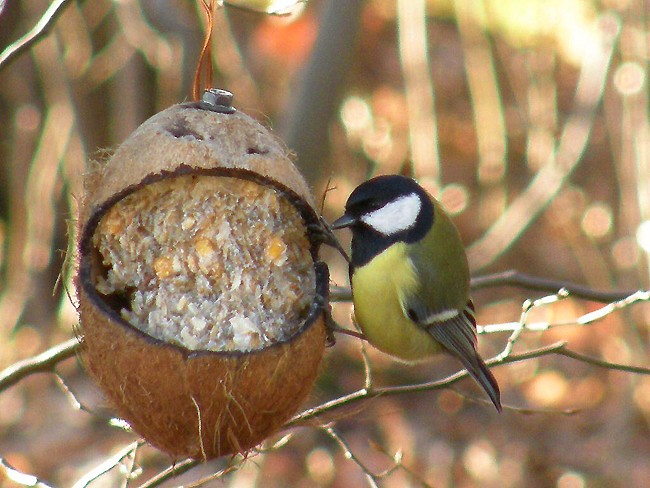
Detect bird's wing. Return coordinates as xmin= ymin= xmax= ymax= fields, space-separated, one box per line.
xmin=403 ymin=294 xmax=502 ymax=411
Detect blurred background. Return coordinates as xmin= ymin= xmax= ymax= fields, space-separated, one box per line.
xmin=1 ymin=0 xmax=650 ymax=486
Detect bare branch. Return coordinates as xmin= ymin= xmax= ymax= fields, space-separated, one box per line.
xmin=290 ymin=337 xmax=650 ymax=431
xmin=332 ymin=270 xmax=645 ymax=304
xmin=497 ymin=290 xmax=570 ymax=360
xmin=555 ymin=348 xmax=650 ymax=375
xmin=325 ymin=426 xmax=398 ymax=486
xmin=71 ymin=441 xmax=143 ymax=488
xmin=287 ymin=342 xmax=566 ymax=427
xmin=0 ymin=0 xmax=79 ymax=71
xmin=330 ymin=285 xmax=352 ymax=302
xmin=0 ymin=274 xmax=642 ymax=487
xmin=370 ymin=441 xmax=435 ymax=488
xmin=577 ymin=290 xmax=650 ymax=323
xmin=0 ymin=337 xmax=81 ymax=392
xmin=53 ymin=373 xmax=85 ymax=412
xmin=470 ymin=270 xmax=642 ymax=302
xmin=137 ymin=459 xmax=200 ymax=488
xmin=168 ymin=460 xmax=242 ymax=488
xmin=479 ymin=289 xmax=650 ymax=335
xmin=0 ymin=457 xmax=53 ymax=488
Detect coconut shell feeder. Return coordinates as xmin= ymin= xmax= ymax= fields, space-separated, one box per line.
xmin=76 ymin=89 xmax=332 ymax=460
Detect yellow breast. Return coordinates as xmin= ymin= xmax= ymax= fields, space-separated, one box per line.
xmin=351 ymin=243 xmax=442 ymax=362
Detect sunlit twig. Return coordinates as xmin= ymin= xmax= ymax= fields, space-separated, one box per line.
xmin=0 ymin=337 xmax=80 ymax=392
xmin=369 ymin=441 xmax=435 ymax=488
xmin=0 ymin=0 xmax=78 ymax=71
xmin=470 ymin=270 xmax=640 ymax=302
xmin=288 ymin=338 xmax=650 ymax=428
xmin=454 ymin=0 xmax=507 ymax=198
xmin=496 ymin=289 xmax=570 ymax=360
xmin=0 ymin=274 xmax=647 ymax=486
xmin=0 ymin=457 xmax=53 ymax=488
xmin=555 ymin=348 xmax=650 ymax=375
xmin=479 ymin=289 xmax=650 ymax=335
xmin=331 ymin=269 xmax=642 ymax=303
xmin=182 ymin=461 xmax=243 ymax=488
xmin=53 ymin=373 xmax=86 ymax=413
xmin=325 ymin=426 xmax=399 ymax=486
xmin=71 ymin=441 xmax=143 ymax=488
xmin=137 ymin=459 xmax=200 ymax=488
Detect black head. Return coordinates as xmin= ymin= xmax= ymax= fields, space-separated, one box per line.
xmin=332 ymin=175 xmax=434 ymax=267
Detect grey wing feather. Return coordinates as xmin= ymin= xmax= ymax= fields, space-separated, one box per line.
xmin=406 ymin=299 xmax=502 ymax=412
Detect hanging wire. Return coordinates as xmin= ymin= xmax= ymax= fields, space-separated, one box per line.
xmin=192 ymin=0 xmax=216 ymax=100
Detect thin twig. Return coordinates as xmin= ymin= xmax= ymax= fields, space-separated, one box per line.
xmin=53 ymin=373 xmax=85 ymax=413
xmin=332 ymin=270 xmax=644 ymax=304
xmin=71 ymin=441 xmax=143 ymax=488
xmin=497 ymin=289 xmax=570 ymax=360
xmin=577 ymin=290 xmax=650 ymax=323
xmin=361 ymin=334 xmax=374 ymax=391
xmin=470 ymin=270 xmax=641 ymax=303
xmin=120 ymin=441 xmax=141 ymax=488
xmin=0 ymin=457 xmax=53 ymax=488
xmin=450 ymin=388 xmax=582 ymax=415
xmin=479 ymin=289 xmax=650 ymax=335
xmin=183 ymin=461 xmax=243 ymax=488
xmin=454 ymin=0 xmax=507 ymax=194
xmin=0 ymin=337 xmax=81 ymax=392
xmin=370 ymin=441 xmax=435 ymax=488
xmin=555 ymin=348 xmax=650 ymax=375
xmin=0 ymin=0 xmax=79 ymax=71
xmin=325 ymin=426 xmax=398 ymax=486
xmin=288 ymin=342 xmax=565 ymax=427
xmin=291 ymin=338 xmax=650 ymax=429
xmin=137 ymin=459 xmax=200 ymax=488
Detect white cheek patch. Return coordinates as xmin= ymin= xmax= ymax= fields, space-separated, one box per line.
xmin=361 ymin=193 xmax=421 ymax=235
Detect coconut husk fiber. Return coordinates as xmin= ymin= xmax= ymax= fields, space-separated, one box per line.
xmin=76 ymin=100 xmax=328 ymax=460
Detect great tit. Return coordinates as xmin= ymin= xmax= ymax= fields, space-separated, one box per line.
xmin=332 ymin=175 xmax=501 ymax=412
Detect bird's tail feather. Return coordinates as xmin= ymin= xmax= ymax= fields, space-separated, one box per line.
xmin=427 ymin=312 xmax=502 ymax=412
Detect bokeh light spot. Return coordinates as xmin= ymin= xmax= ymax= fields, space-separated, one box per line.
xmin=525 ymin=370 xmax=568 ymax=407
xmin=636 ymin=220 xmax=650 ymax=252
xmin=463 ymin=439 xmax=498 ymax=482
xmin=557 ymin=470 xmax=586 ymax=488
xmin=340 ymin=96 xmax=372 ymax=137
xmin=581 ymin=202 xmax=612 ymax=239
xmin=614 ymin=62 xmax=645 ymax=96
xmin=574 ymin=377 xmax=605 ymax=408
xmin=611 ymin=236 xmax=640 ymax=270
xmin=439 ymin=183 xmax=470 ymax=216
xmin=306 ymin=447 xmax=334 ymax=485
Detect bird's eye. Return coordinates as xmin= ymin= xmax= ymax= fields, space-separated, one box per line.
xmin=365 ymin=201 xmax=384 ymax=212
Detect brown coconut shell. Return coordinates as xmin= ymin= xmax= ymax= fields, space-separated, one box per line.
xmin=77 ymin=101 xmax=328 ymax=460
